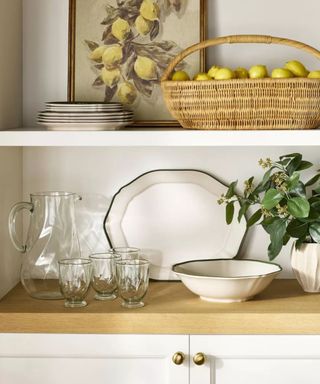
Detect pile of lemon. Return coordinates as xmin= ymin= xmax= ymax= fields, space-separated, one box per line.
xmin=171 ymin=61 xmax=320 ymax=81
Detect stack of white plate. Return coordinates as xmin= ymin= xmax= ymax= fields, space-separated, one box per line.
xmin=38 ymin=102 xmax=134 ymax=131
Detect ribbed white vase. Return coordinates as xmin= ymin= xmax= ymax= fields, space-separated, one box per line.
xmin=291 ymin=243 xmax=320 ymax=293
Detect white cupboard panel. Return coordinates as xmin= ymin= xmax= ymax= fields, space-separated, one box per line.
xmin=214 ymin=359 xmax=320 ymax=384
xmin=190 ymin=336 xmax=320 ymax=384
xmin=0 ymin=334 xmax=189 ymax=384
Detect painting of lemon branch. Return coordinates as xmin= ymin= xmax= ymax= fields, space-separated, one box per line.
xmin=85 ymin=0 xmax=189 ymax=106
xmin=72 ymin=0 xmax=203 ymax=122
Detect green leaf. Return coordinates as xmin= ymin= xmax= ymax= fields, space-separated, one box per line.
xmin=253 ymin=169 xmax=273 ymax=194
xmin=264 ymin=218 xmax=287 ymax=260
xmin=309 ymin=223 xmax=320 ymax=243
xmin=283 ymin=233 xmax=291 ymax=245
xmin=287 ymin=197 xmax=310 ymax=218
xmin=262 ymin=189 xmax=284 ymax=210
xmin=287 ymin=219 xmax=308 ymax=238
xmin=289 ymin=181 xmax=306 ymax=198
xmin=225 ymin=180 xmax=238 ymax=199
xmin=296 ymin=160 xmax=313 ymax=171
xmin=237 ymin=202 xmax=250 ymax=223
xmin=226 ymin=202 xmax=235 ymax=225
xmin=279 ymin=153 xmax=301 ymax=159
xmin=305 ymin=174 xmax=320 ymax=187
xmin=287 ymin=154 xmax=302 ymax=176
xmin=247 ymin=209 xmax=262 ymax=227
xmin=287 ymin=171 xmax=300 ymax=190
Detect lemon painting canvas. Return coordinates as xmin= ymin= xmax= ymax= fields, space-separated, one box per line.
xmin=70 ymin=0 xmax=205 ymax=125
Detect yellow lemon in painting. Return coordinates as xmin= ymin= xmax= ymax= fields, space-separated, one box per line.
xmin=193 ymin=73 xmax=212 ymax=81
xmin=214 ymin=68 xmax=235 ymax=80
xmin=134 ymin=56 xmax=158 ymax=80
xmin=111 ymin=17 xmax=130 ymax=41
xmin=118 ymin=82 xmax=138 ymax=105
xmin=135 ymin=15 xmax=153 ymax=35
xmin=140 ymin=0 xmax=160 ymax=21
xmin=89 ymin=46 xmax=107 ymax=61
xmin=307 ymin=70 xmax=320 ymax=79
xmin=234 ymin=67 xmax=249 ymax=79
xmin=271 ymin=68 xmax=294 ymax=78
xmin=207 ymin=65 xmax=221 ymax=79
xmin=284 ymin=60 xmax=309 ymax=77
xmin=171 ymin=71 xmax=190 ymax=81
xmin=101 ymin=67 xmax=121 ymax=88
xmin=249 ymin=65 xmax=268 ymax=79
xmin=102 ymin=45 xmax=123 ymax=69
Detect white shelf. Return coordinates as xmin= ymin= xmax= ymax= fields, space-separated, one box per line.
xmin=0 ymin=128 xmax=320 ymax=147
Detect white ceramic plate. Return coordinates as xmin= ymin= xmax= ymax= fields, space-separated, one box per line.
xmin=173 ymin=259 xmax=282 ymax=302
xmin=38 ymin=117 xmax=133 ymax=122
xmin=104 ymin=170 xmax=247 ymax=280
xmin=39 ymin=111 xmax=133 ymax=118
xmin=46 ymin=102 xmax=124 ymax=113
xmin=38 ymin=121 xmax=132 ymax=130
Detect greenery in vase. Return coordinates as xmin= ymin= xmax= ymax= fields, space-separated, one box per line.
xmin=218 ymin=153 xmax=320 ymax=260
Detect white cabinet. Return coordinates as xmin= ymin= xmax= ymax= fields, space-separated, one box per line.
xmin=190 ymin=335 xmax=320 ymax=384
xmin=2 ymin=334 xmax=320 ymax=384
xmin=0 ymin=334 xmax=188 ymax=384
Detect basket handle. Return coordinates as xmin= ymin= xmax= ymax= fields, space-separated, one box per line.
xmin=161 ymin=34 xmax=320 ymax=81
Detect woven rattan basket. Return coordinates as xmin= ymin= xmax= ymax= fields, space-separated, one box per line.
xmin=161 ymin=35 xmax=320 ymax=130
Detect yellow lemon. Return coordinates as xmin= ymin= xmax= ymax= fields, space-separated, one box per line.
xmin=140 ymin=0 xmax=160 ymax=21
xmin=111 ymin=18 xmax=130 ymax=41
xmin=118 ymin=82 xmax=137 ymax=104
xmin=307 ymin=70 xmax=320 ymax=79
xmin=234 ymin=67 xmax=249 ymax=79
xmin=101 ymin=67 xmax=121 ymax=88
xmin=249 ymin=65 xmax=268 ymax=79
xmin=215 ymin=68 xmax=235 ymax=80
xmin=134 ymin=56 xmax=157 ymax=80
xmin=135 ymin=15 xmax=153 ymax=35
xmin=89 ymin=46 xmax=107 ymax=61
xmin=193 ymin=73 xmax=212 ymax=81
xmin=102 ymin=45 xmax=123 ymax=69
xmin=271 ymin=68 xmax=294 ymax=78
xmin=172 ymin=71 xmax=190 ymax=81
xmin=207 ymin=65 xmax=221 ymax=79
xmin=284 ymin=60 xmax=309 ymax=77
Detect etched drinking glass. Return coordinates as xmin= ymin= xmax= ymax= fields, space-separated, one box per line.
xmin=112 ymin=247 xmax=141 ymax=260
xmin=116 ymin=259 xmax=150 ymax=309
xmin=59 ymin=259 xmax=92 ymax=308
xmin=90 ymin=252 xmax=120 ymax=300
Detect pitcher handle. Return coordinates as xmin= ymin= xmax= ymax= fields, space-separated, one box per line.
xmin=8 ymin=202 xmax=33 ymax=253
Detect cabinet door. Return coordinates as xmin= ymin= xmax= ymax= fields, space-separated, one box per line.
xmin=0 ymin=334 xmax=188 ymax=384
xmin=190 ymin=335 xmax=320 ymax=384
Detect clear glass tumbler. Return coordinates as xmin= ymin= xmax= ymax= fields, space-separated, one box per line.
xmin=89 ymin=252 xmax=120 ymax=301
xmin=112 ymin=247 xmax=141 ymax=260
xmin=59 ymin=258 xmax=92 ymax=308
xmin=116 ymin=259 xmax=150 ymax=309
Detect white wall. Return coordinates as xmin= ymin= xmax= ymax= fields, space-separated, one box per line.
xmin=0 ymin=148 xmax=22 ymax=298
xmin=21 ymin=0 xmax=320 ymax=277
xmin=0 ymin=0 xmax=22 ymax=129
xmin=0 ymin=0 xmax=23 ymax=298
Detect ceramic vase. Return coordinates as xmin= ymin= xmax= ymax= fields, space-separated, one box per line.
xmin=291 ymin=243 xmax=320 ymax=293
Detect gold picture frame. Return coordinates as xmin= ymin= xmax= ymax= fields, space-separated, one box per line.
xmin=68 ymin=0 xmax=207 ymax=127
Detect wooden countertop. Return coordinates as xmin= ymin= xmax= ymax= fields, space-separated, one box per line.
xmin=1 ymin=280 xmax=320 ymax=334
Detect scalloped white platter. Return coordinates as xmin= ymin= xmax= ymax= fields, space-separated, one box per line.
xmin=104 ymin=170 xmax=247 ymax=280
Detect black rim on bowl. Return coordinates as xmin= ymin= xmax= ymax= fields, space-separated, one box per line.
xmin=172 ymin=258 xmax=282 ymax=280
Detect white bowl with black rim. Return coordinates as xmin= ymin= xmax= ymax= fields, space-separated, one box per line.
xmin=172 ymin=259 xmax=282 ymax=303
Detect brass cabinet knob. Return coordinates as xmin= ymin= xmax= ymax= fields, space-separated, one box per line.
xmin=172 ymin=351 xmax=185 ymax=365
xmin=193 ymin=352 xmax=206 ymax=366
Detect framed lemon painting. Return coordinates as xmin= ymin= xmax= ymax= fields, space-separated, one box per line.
xmin=68 ymin=0 xmax=206 ymax=126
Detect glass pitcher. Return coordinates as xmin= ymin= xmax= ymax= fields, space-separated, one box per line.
xmin=8 ymin=192 xmax=82 ymax=299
